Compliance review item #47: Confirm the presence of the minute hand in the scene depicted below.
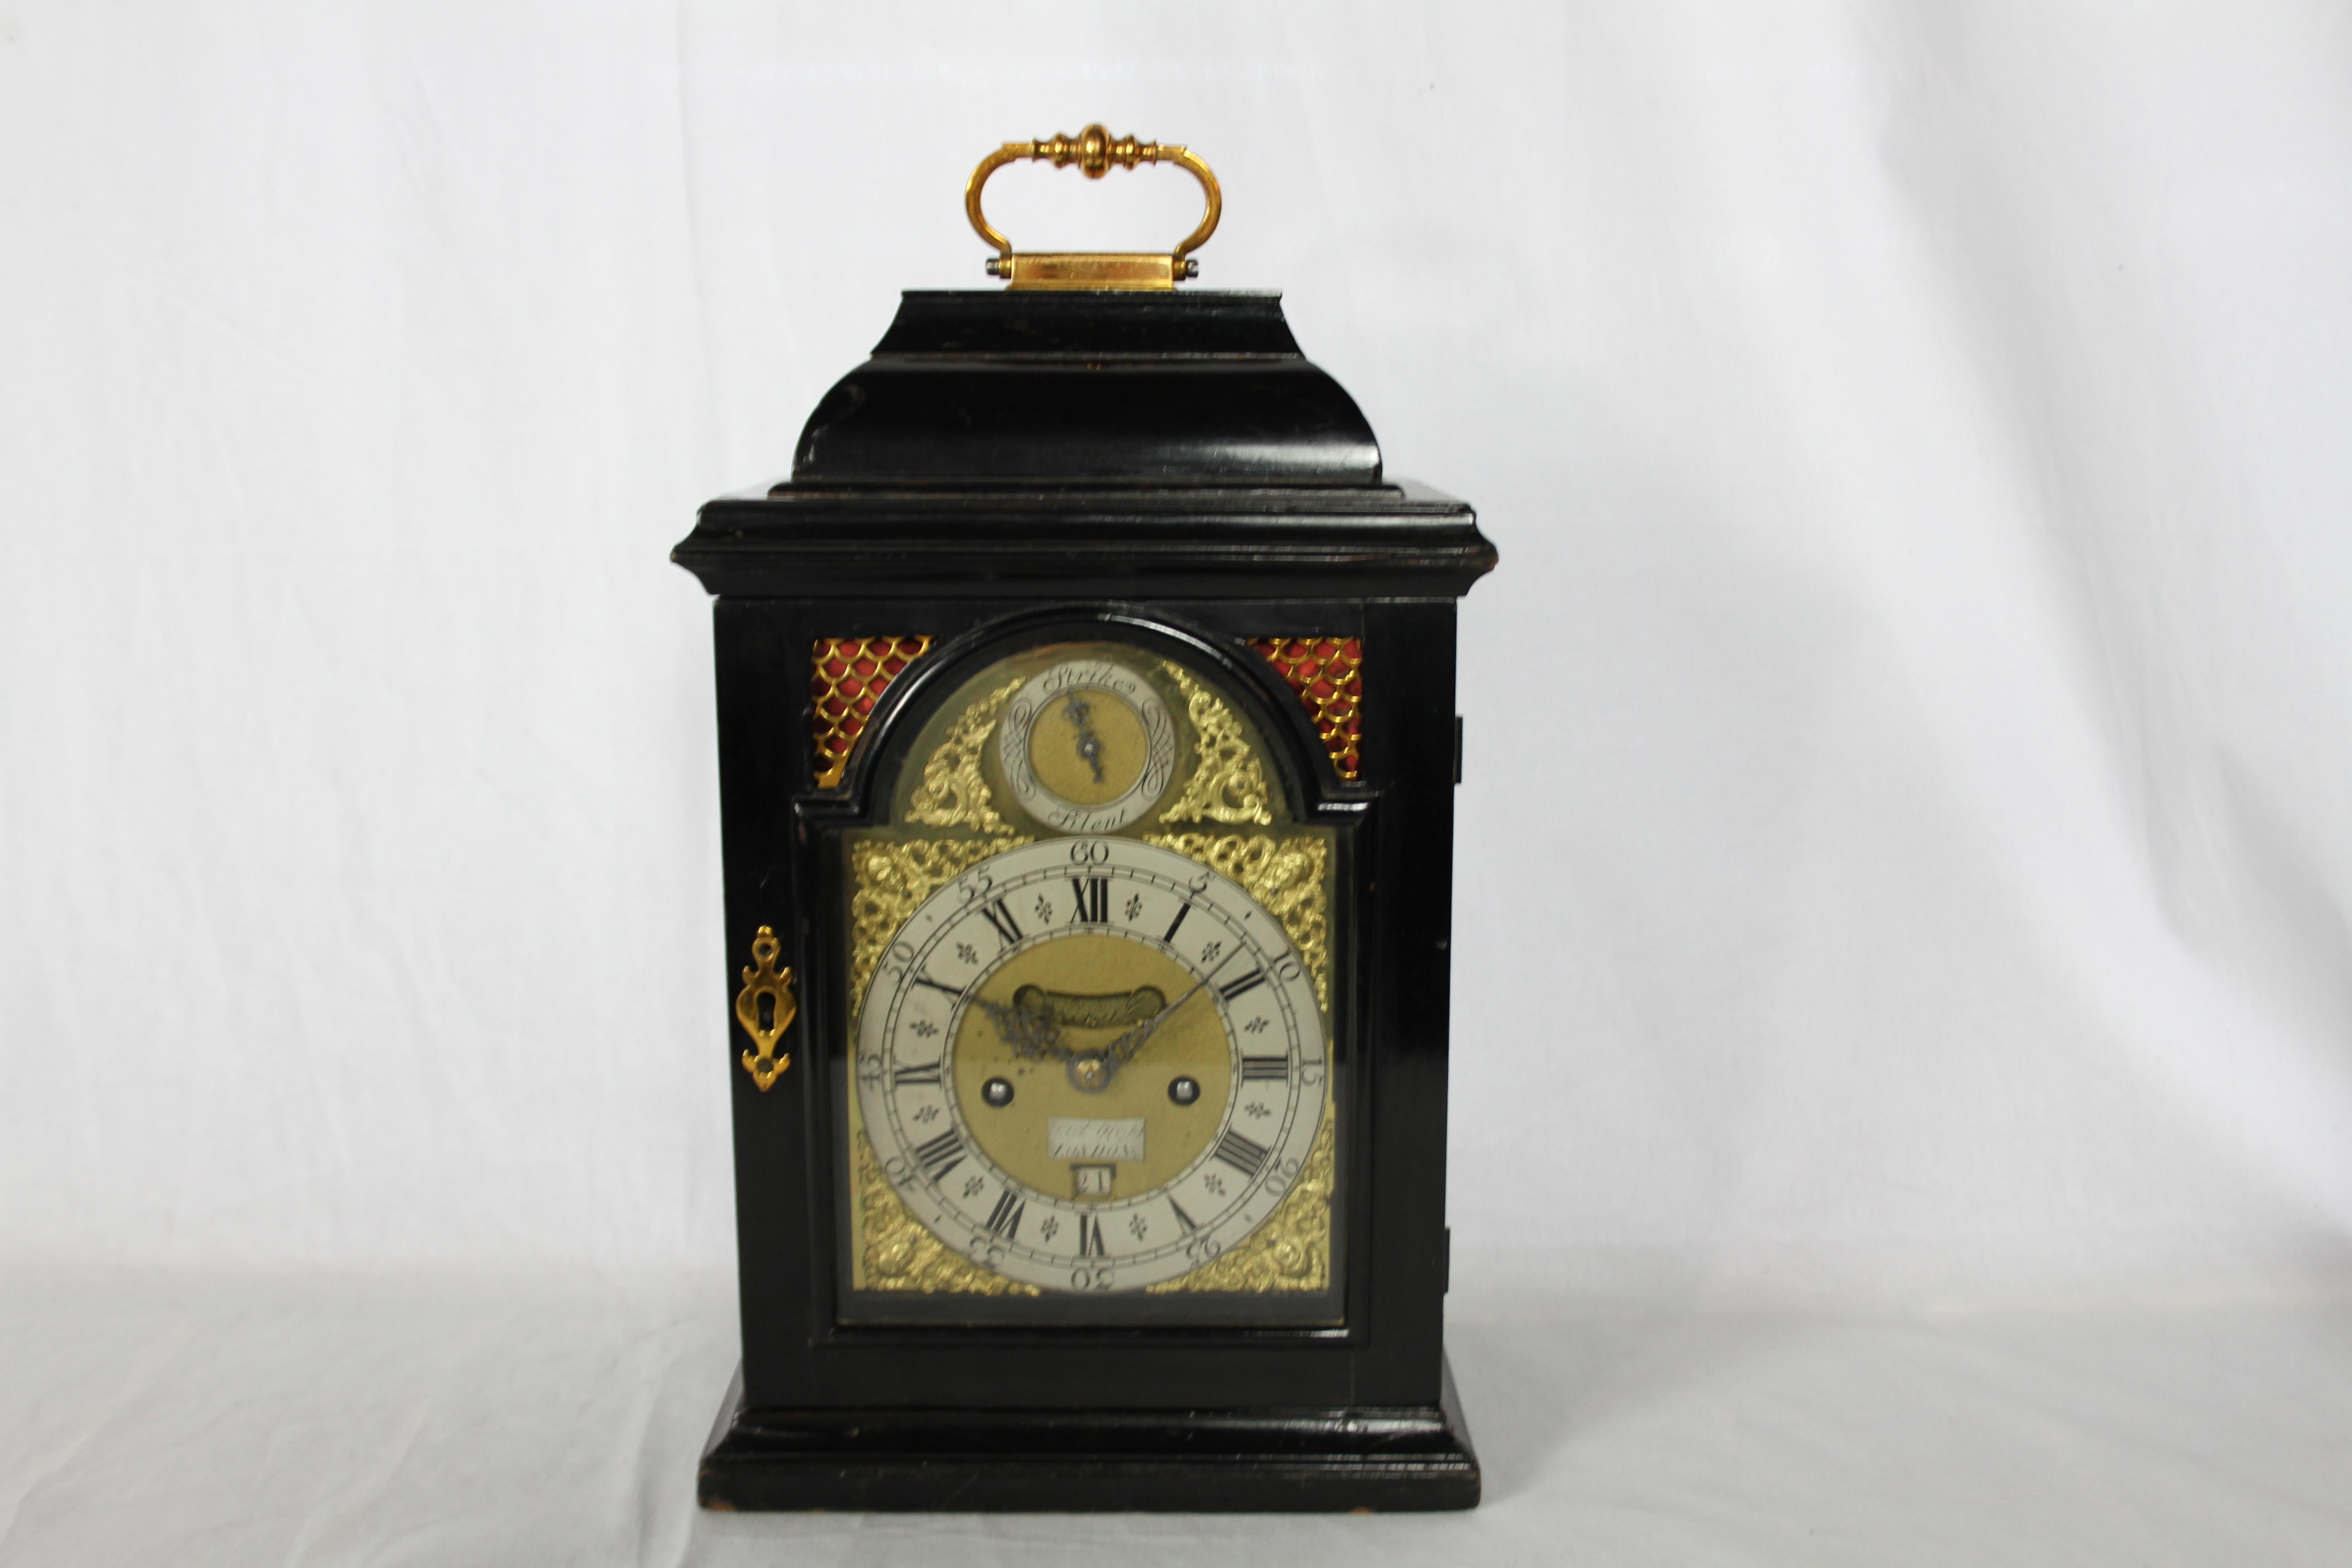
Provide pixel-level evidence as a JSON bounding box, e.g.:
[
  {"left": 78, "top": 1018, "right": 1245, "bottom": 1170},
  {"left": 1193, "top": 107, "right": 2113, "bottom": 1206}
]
[{"left": 1104, "top": 973, "right": 1214, "bottom": 1065}]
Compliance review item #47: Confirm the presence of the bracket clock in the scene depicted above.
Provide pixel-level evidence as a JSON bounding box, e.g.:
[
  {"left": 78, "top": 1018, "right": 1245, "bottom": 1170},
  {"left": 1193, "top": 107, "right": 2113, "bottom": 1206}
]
[{"left": 673, "top": 128, "right": 1497, "bottom": 1512}]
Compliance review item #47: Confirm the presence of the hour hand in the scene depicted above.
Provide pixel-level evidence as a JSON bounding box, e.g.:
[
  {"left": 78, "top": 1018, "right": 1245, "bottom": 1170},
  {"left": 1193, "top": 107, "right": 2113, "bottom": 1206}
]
[{"left": 1062, "top": 695, "right": 1107, "bottom": 783}]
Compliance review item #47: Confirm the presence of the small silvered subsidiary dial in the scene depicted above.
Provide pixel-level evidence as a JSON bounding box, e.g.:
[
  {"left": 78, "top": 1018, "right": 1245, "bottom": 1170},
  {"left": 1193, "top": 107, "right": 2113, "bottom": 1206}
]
[
  {"left": 996, "top": 657, "right": 1176, "bottom": 833},
  {"left": 857, "top": 838, "right": 1325, "bottom": 1294}
]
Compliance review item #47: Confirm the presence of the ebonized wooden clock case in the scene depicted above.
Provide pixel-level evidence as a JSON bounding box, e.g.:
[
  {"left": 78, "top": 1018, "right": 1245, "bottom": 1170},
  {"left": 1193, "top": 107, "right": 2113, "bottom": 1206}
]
[{"left": 672, "top": 135, "right": 1496, "bottom": 1512}]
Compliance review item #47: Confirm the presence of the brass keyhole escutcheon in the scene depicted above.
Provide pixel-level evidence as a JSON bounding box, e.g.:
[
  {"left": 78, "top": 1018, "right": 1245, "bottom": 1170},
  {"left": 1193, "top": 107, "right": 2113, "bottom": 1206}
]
[{"left": 735, "top": 926, "right": 796, "bottom": 1091}]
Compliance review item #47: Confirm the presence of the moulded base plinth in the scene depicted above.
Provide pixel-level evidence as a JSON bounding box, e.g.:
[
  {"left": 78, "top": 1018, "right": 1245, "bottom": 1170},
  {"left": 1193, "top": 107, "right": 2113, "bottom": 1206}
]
[{"left": 696, "top": 1357, "right": 1480, "bottom": 1513}]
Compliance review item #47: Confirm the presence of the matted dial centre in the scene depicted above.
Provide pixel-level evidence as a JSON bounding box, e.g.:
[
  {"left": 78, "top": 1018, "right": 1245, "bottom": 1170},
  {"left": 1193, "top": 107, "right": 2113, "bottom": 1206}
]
[{"left": 954, "top": 933, "right": 1229, "bottom": 1197}]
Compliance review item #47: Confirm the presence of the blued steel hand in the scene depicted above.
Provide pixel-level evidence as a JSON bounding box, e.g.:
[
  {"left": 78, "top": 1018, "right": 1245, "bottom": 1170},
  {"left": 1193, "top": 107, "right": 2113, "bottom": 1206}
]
[
  {"left": 1103, "top": 973, "right": 1213, "bottom": 1066},
  {"left": 972, "top": 994, "right": 1066, "bottom": 1060},
  {"left": 1062, "top": 693, "right": 1106, "bottom": 783}
]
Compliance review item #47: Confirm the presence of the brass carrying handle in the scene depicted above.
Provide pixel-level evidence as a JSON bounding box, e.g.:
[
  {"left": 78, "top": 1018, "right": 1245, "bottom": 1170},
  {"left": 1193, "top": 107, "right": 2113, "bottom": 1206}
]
[{"left": 965, "top": 125, "right": 1221, "bottom": 291}]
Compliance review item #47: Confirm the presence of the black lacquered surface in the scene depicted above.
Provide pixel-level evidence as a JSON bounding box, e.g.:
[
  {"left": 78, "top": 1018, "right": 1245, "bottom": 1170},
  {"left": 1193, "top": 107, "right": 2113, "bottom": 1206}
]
[
  {"left": 699, "top": 1359, "right": 1481, "bottom": 1512},
  {"left": 678, "top": 282, "right": 1494, "bottom": 1511},
  {"left": 789, "top": 291, "right": 1382, "bottom": 488}
]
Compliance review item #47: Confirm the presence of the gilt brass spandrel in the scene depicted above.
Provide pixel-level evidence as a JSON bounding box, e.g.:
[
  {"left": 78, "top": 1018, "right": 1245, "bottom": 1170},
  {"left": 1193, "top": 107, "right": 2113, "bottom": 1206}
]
[
  {"left": 848, "top": 1114, "right": 1039, "bottom": 1296},
  {"left": 1145, "top": 831, "right": 1330, "bottom": 1014},
  {"left": 1155, "top": 662, "right": 1274, "bottom": 827},
  {"left": 1145, "top": 1108, "right": 1333, "bottom": 1296},
  {"left": 847, "top": 833, "right": 1032, "bottom": 1014},
  {"left": 905, "top": 677, "right": 1024, "bottom": 834}
]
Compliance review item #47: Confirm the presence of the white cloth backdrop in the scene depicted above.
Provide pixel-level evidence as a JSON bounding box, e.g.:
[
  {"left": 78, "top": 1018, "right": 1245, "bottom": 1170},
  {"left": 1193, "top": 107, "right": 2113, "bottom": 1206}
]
[{"left": 5, "top": 2, "right": 2350, "bottom": 1562}]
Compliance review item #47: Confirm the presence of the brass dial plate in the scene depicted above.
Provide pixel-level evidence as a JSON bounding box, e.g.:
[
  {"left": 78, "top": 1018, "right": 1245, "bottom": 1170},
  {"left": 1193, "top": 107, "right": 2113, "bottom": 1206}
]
[{"left": 856, "top": 838, "right": 1324, "bottom": 1294}]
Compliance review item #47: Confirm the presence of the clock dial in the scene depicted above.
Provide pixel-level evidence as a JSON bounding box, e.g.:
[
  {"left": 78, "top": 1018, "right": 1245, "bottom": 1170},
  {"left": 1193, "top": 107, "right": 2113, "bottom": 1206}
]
[
  {"left": 996, "top": 657, "right": 1177, "bottom": 833},
  {"left": 858, "top": 837, "right": 1324, "bottom": 1293}
]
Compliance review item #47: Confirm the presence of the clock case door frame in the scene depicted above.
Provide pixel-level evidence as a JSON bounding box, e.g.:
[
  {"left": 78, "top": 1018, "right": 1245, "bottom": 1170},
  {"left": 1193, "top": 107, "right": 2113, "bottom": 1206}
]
[
  {"left": 711, "top": 594, "right": 1462, "bottom": 1416},
  {"left": 822, "top": 609, "right": 1353, "bottom": 1330}
]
